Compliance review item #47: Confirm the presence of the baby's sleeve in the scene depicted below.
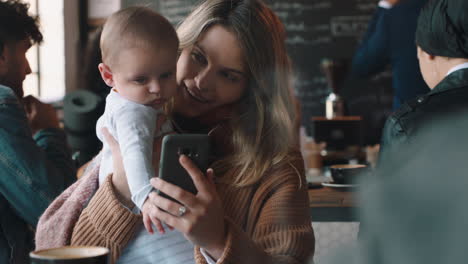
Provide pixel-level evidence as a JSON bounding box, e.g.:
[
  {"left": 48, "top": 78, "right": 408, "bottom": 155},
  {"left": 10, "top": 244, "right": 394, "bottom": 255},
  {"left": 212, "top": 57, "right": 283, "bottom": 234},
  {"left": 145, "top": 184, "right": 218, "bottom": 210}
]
[{"left": 114, "top": 106, "right": 157, "bottom": 210}]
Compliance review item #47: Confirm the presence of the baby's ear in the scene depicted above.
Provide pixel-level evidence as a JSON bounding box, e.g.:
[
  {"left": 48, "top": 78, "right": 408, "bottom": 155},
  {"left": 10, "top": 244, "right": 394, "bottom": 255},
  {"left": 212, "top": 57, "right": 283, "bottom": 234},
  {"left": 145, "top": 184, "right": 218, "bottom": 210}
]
[{"left": 98, "top": 63, "right": 114, "bottom": 87}]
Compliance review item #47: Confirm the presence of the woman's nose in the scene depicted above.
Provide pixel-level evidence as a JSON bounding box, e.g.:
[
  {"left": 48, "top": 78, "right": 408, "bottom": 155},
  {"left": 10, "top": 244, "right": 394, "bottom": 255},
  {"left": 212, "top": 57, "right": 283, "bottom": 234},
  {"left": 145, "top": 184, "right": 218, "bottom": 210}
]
[{"left": 194, "top": 69, "right": 210, "bottom": 91}]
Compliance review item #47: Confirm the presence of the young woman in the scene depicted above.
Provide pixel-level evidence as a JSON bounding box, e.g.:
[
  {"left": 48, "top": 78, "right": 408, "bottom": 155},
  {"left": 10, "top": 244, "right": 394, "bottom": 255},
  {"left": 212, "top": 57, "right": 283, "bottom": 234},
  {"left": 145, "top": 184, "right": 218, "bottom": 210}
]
[{"left": 36, "top": 1, "right": 315, "bottom": 263}]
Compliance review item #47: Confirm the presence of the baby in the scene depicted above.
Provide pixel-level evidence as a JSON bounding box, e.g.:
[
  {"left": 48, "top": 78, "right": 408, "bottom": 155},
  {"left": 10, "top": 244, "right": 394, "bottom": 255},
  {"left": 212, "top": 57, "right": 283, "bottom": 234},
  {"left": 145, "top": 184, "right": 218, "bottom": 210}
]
[{"left": 96, "top": 7, "right": 178, "bottom": 233}]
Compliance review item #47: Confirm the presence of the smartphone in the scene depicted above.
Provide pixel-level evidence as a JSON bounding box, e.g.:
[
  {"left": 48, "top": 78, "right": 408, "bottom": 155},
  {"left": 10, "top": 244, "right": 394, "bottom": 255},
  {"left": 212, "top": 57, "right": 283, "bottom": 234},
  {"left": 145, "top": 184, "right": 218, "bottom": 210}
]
[{"left": 157, "top": 134, "right": 212, "bottom": 202}]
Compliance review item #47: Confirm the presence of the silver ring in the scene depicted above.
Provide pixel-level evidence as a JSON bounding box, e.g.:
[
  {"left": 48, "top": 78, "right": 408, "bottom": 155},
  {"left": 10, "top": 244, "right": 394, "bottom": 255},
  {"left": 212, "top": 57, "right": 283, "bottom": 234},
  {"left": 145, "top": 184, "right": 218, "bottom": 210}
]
[{"left": 178, "top": 206, "right": 187, "bottom": 217}]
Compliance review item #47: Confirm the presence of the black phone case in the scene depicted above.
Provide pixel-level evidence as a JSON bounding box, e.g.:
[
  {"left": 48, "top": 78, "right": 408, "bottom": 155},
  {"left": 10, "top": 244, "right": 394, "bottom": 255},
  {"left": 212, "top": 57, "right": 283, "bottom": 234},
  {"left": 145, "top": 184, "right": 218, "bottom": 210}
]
[{"left": 157, "top": 134, "right": 211, "bottom": 202}]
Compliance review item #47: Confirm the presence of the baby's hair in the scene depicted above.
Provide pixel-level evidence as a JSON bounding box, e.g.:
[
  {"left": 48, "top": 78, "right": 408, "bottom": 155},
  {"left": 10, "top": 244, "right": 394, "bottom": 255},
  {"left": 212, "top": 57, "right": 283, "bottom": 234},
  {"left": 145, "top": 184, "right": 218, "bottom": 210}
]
[{"left": 100, "top": 6, "right": 178, "bottom": 67}]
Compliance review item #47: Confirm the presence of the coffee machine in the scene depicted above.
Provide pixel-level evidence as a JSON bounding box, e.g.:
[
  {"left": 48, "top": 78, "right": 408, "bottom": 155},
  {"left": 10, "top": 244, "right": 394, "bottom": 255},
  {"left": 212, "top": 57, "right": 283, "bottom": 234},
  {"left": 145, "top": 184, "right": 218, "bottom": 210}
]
[
  {"left": 312, "top": 58, "right": 364, "bottom": 165},
  {"left": 321, "top": 58, "right": 348, "bottom": 119}
]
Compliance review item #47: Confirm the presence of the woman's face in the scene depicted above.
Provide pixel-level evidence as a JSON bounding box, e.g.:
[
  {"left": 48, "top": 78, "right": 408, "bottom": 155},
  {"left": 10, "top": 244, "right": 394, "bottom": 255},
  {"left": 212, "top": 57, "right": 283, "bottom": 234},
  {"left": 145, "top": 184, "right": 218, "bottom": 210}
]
[{"left": 174, "top": 25, "right": 248, "bottom": 119}]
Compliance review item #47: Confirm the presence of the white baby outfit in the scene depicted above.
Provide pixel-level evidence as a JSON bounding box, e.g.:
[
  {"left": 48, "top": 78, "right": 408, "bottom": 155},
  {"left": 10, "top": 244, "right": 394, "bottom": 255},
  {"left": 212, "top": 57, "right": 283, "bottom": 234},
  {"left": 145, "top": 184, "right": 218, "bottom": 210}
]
[{"left": 96, "top": 90, "right": 172, "bottom": 210}]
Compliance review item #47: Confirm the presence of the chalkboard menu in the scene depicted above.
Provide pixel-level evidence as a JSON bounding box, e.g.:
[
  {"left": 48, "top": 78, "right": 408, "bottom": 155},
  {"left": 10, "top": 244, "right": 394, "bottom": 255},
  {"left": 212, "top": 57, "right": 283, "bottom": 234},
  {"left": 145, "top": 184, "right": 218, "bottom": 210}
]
[
  {"left": 122, "top": 0, "right": 199, "bottom": 24},
  {"left": 123, "top": 0, "right": 393, "bottom": 144},
  {"left": 267, "top": 0, "right": 393, "bottom": 143}
]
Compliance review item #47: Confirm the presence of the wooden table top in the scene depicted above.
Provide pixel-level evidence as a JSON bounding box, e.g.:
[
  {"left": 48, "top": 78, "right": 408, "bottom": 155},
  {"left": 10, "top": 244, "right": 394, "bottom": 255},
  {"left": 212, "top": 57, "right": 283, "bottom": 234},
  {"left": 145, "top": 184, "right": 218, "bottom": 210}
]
[{"left": 308, "top": 186, "right": 357, "bottom": 208}]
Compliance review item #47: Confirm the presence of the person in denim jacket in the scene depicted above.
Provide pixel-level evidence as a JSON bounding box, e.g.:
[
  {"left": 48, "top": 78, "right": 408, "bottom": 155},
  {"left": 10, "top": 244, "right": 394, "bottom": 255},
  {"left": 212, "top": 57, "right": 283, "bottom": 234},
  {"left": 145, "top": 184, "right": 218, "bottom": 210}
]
[{"left": 0, "top": 0, "right": 75, "bottom": 263}]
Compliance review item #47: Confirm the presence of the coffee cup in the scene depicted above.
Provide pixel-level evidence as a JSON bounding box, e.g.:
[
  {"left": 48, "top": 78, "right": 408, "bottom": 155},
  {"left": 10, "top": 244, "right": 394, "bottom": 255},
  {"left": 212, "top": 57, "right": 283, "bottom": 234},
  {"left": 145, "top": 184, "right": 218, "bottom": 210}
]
[
  {"left": 30, "top": 246, "right": 109, "bottom": 264},
  {"left": 330, "top": 164, "right": 368, "bottom": 184}
]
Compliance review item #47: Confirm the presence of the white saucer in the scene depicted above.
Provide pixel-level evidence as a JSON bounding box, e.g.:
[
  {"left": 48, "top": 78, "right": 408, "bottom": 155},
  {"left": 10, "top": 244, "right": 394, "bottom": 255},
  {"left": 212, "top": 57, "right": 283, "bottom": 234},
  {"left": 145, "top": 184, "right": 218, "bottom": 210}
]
[{"left": 321, "top": 182, "right": 359, "bottom": 188}]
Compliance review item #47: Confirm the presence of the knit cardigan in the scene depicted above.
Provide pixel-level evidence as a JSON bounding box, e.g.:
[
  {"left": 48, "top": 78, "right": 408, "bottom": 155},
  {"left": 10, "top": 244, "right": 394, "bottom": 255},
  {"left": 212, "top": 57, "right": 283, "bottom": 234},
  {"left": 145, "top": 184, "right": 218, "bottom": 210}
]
[{"left": 36, "top": 150, "right": 315, "bottom": 264}]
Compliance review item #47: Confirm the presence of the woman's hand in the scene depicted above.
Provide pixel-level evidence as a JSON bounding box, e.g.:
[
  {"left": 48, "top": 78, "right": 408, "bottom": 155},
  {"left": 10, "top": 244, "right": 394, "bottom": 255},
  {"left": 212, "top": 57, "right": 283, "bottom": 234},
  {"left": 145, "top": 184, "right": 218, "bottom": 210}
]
[{"left": 147, "top": 155, "right": 227, "bottom": 260}]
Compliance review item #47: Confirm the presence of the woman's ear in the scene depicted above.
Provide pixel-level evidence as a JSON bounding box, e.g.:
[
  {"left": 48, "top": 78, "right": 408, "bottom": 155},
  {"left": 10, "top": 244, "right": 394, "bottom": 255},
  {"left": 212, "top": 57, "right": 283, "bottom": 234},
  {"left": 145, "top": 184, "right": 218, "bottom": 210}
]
[{"left": 98, "top": 63, "right": 114, "bottom": 87}]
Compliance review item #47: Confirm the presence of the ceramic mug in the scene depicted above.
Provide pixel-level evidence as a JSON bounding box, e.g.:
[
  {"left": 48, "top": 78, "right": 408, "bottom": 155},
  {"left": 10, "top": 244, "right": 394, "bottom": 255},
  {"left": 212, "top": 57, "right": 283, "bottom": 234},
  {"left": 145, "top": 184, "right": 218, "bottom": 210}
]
[
  {"left": 30, "top": 246, "right": 109, "bottom": 264},
  {"left": 330, "top": 164, "right": 368, "bottom": 184}
]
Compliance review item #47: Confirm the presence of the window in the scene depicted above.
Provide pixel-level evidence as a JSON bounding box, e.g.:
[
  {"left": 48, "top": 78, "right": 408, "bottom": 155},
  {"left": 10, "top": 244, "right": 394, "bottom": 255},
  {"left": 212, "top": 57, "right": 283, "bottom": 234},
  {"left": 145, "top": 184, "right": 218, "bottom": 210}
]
[
  {"left": 23, "top": 0, "right": 70, "bottom": 103},
  {"left": 23, "top": 0, "right": 39, "bottom": 97}
]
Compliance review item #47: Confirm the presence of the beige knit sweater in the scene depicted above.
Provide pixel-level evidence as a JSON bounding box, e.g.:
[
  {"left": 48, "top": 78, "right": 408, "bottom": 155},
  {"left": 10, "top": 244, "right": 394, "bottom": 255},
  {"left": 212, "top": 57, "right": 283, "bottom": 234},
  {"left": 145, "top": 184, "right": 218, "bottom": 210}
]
[{"left": 70, "top": 149, "right": 315, "bottom": 264}]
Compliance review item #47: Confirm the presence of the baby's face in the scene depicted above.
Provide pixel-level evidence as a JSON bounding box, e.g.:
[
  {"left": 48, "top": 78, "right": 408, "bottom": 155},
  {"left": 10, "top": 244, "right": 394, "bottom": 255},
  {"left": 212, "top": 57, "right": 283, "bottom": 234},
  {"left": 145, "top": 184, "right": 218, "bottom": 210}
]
[{"left": 110, "top": 45, "right": 178, "bottom": 108}]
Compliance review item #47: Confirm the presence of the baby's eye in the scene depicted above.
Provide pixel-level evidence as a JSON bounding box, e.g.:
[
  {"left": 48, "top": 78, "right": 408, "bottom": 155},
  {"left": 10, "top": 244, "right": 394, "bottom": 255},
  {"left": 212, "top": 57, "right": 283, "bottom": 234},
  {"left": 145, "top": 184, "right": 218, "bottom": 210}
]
[{"left": 133, "top": 77, "right": 147, "bottom": 84}]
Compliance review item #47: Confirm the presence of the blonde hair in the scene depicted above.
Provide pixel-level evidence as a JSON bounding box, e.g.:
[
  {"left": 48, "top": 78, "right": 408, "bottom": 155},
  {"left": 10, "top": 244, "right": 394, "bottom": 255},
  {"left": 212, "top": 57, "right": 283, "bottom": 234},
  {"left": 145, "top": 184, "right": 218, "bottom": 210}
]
[
  {"left": 177, "top": 0, "right": 298, "bottom": 187},
  {"left": 100, "top": 6, "right": 178, "bottom": 67}
]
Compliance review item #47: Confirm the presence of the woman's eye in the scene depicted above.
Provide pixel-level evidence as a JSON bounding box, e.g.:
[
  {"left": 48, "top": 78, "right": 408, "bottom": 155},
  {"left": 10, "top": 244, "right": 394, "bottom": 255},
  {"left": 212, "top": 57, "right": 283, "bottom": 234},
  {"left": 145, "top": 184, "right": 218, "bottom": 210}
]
[
  {"left": 221, "top": 71, "right": 239, "bottom": 82},
  {"left": 191, "top": 51, "right": 207, "bottom": 65}
]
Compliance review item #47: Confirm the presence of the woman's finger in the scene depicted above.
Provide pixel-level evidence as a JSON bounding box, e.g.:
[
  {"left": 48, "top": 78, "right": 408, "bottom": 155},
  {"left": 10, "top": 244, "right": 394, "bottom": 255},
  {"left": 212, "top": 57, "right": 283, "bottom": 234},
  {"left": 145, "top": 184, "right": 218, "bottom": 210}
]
[
  {"left": 179, "top": 155, "right": 211, "bottom": 194},
  {"left": 150, "top": 206, "right": 184, "bottom": 232},
  {"left": 143, "top": 212, "right": 154, "bottom": 234},
  {"left": 150, "top": 178, "right": 196, "bottom": 208},
  {"left": 148, "top": 191, "right": 186, "bottom": 217},
  {"left": 149, "top": 205, "right": 166, "bottom": 234}
]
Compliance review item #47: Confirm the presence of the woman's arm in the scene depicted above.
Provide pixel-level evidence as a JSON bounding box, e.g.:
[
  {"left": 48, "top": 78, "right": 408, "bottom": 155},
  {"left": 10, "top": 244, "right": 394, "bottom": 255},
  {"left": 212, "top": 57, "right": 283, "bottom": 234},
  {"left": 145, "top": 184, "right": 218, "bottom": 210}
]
[
  {"left": 70, "top": 127, "right": 141, "bottom": 263},
  {"left": 148, "top": 150, "right": 315, "bottom": 264},
  {"left": 71, "top": 174, "right": 141, "bottom": 263},
  {"left": 196, "top": 153, "right": 315, "bottom": 264}
]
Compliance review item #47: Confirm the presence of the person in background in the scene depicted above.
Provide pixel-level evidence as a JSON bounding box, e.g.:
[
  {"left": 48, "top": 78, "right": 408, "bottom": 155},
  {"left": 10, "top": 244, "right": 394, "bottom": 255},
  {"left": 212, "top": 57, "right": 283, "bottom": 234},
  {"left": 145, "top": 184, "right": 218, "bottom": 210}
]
[
  {"left": 351, "top": 0, "right": 429, "bottom": 110},
  {"left": 380, "top": 0, "right": 468, "bottom": 151},
  {"left": 0, "top": 0, "right": 75, "bottom": 262},
  {"left": 35, "top": 0, "right": 315, "bottom": 263}
]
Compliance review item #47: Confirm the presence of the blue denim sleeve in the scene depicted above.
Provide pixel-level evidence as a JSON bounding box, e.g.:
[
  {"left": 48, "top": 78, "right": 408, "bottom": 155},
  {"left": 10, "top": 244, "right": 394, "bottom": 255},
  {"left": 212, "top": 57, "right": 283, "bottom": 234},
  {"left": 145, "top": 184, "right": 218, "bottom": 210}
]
[
  {"left": 0, "top": 85, "right": 75, "bottom": 227},
  {"left": 351, "top": 7, "right": 391, "bottom": 77}
]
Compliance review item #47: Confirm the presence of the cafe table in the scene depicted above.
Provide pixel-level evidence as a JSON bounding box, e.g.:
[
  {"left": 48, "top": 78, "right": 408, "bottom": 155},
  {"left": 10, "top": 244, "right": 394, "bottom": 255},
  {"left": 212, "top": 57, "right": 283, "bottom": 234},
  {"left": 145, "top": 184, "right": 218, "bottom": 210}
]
[{"left": 308, "top": 185, "right": 358, "bottom": 222}]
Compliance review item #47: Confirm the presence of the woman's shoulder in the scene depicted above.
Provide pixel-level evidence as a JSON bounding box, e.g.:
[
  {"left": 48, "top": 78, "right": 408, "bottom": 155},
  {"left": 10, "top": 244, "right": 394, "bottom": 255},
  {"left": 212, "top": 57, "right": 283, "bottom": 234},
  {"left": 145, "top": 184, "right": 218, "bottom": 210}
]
[{"left": 260, "top": 147, "right": 305, "bottom": 189}]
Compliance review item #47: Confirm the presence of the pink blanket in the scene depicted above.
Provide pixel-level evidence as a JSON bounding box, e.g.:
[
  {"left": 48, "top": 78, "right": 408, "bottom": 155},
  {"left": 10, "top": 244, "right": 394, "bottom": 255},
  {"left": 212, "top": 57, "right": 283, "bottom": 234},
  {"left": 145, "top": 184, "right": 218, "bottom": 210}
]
[{"left": 35, "top": 156, "right": 101, "bottom": 250}]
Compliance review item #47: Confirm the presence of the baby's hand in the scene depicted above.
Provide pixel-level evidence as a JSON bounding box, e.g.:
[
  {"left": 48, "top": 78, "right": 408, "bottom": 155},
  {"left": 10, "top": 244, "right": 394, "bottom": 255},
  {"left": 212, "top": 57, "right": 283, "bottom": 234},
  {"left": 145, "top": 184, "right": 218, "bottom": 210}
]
[{"left": 142, "top": 198, "right": 165, "bottom": 234}]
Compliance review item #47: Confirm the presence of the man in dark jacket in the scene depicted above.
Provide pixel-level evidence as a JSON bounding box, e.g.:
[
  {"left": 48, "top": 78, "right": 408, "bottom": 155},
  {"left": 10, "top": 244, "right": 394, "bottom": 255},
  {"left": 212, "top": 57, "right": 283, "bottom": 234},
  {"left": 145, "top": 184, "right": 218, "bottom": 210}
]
[
  {"left": 380, "top": 0, "right": 468, "bottom": 151},
  {"left": 352, "top": 0, "right": 430, "bottom": 110},
  {"left": 0, "top": 1, "right": 75, "bottom": 262}
]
